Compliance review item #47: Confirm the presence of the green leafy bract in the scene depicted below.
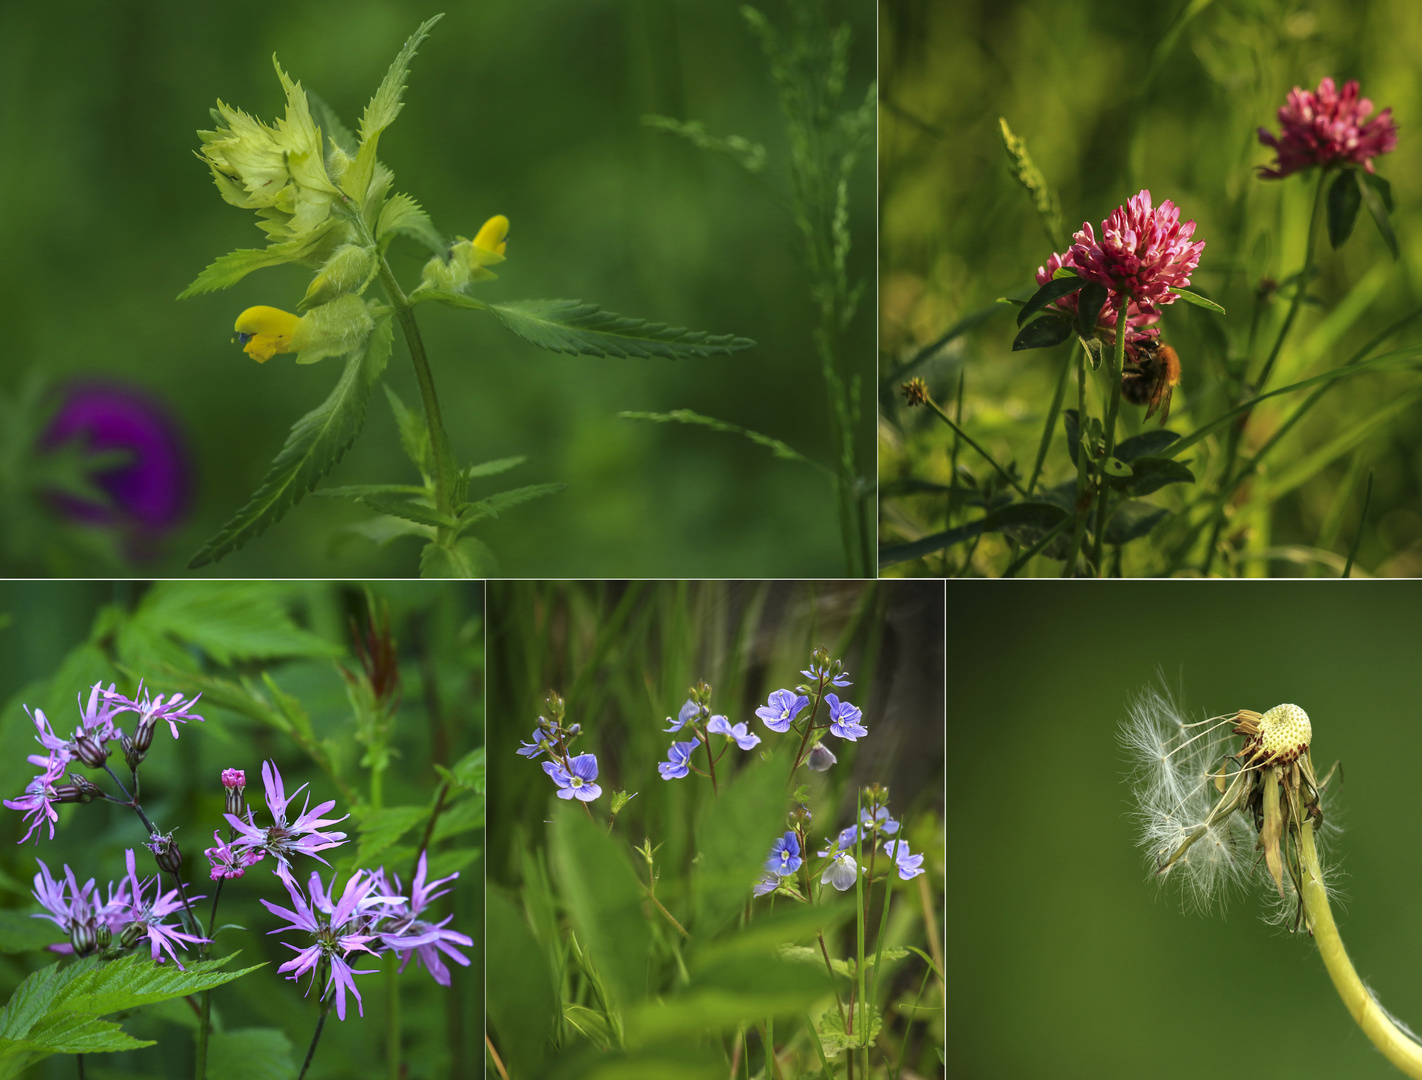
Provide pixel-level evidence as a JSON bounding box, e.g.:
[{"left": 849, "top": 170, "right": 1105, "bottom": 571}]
[
  {"left": 344, "top": 15, "right": 443, "bottom": 204},
  {"left": 188, "top": 315, "right": 393, "bottom": 567}
]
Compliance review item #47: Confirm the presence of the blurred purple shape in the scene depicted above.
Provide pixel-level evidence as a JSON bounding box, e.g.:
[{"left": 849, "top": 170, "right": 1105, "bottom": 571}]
[{"left": 41, "top": 380, "right": 189, "bottom": 535}]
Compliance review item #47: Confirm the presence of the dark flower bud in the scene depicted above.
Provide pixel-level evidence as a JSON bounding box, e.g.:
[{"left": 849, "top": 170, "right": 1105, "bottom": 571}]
[
  {"left": 148, "top": 832, "right": 182, "bottom": 874},
  {"left": 54, "top": 773, "right": 102, "bottom": 804},
  {"left": 120, "top": 921, "right": 144, "bottom": 950},
  {"left": 70, "top": 920, "right": 99, "bottom": 957},
  {"left": 221, "top": 768, "right": 246, "bottom": 816},
  {"left": 94, "top": 923, "right": 112, "bottom": 952},
  {"left": 72, "top": 734, "right": 109, "bottom": 768},
  {"left": 121, "top": 731, "right": 145, "bottom": 772},
  {"left": 134, "top": 715, "right": 157, "bottom": 754}
]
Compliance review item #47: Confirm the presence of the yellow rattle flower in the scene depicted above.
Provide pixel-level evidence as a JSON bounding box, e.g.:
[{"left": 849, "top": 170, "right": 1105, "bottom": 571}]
[
  {"left": 234, "top": 306, "right": 301, "bottom": 363},
  {"left": 472, "top": 215, "right": 509, "bottom": 257}
]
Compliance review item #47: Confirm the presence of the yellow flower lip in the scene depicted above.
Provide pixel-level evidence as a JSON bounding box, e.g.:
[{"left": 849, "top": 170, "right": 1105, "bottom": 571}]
[
  {"left": 234, "top": 305, "right": 302, "bottom": 363},
  {"left": 473, "top": 214, "right": 509, "bottom": 256}
]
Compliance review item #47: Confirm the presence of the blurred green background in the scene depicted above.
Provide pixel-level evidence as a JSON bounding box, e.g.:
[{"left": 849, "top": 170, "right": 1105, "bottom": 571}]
[
  {"left": 881, "top": 0, "right": 1422, "bottom": 575},
  {"left": 948, "top": 580, "right": 1422, "bottom": 1079},
  {"left": 0, "top": 580, "right": 482, "bottom": 1078},
  {"left": 0, "top": 0, "right": 873, "bottom": 578}
]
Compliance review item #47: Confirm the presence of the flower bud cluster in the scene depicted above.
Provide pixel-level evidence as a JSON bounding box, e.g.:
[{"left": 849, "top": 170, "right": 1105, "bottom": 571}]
[
  {"left": 516, "top": 693, "right": 601, "bottom": 802},
  {"left": 4, "top": 681, "right": 204, "bottom": 844}
]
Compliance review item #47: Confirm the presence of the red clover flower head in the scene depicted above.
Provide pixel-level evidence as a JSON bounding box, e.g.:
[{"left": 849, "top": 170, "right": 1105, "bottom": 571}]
[
  {"left": 1067, "top": 190, "right": 1205, "bottom": 315},
  {"left": 1034, "top": 251, "right": 1161, "bottom": 346},
  {"left": 1258, "top": 77, "right": 1398, "bottom": 179}
]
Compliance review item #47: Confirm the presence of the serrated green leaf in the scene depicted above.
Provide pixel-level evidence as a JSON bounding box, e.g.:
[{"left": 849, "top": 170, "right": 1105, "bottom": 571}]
[
  {"left": 816, "top": 1002, "right": 881, "bottom": 1054},
  {"left": 778, "top": 943, "right": 908, "bottom": 979},
  {"left": 353, "top": 805, "right": 428, "bottom": 866},
  {"left": 188, "top": 316, "right": 393, "bottom": 568},
  {"left": 433, "top": 747, "right": 485, "bottom": 793},
  {"left": 383, "top": 385, "right": 432, "bottom": 477},
  {"left": 178, "top": 223, "right": 339, "bottom": 299},
  {"left": 458, "top": 483, "right": 565, "bottom": 526},
  {"left": 207, "top": 1027, "right": 296, "bottom": 1080},
  {"left": 486, "top": 299, "right": 755, "bottom": 360},
  {"left": 125, "top": 582, "right": 337, "bottom": 665},
  {"left": 338, "top": 516, "right": 432, "bottom": 548},
  {"left": 346, "top": 16, "right": 443, "bottom": 203},
  {"left": 0, "top": 960, "right": 95, "bottom": 1042},
  {"left": 619, "top": 410, "right": 831, "bottom": 475},
  {"left": 376, "top": 192, "right": 443, "bottom": 253},
  {"left": 357, "top": 494, "right": 457, "bottom": 530},
  {"left": 314, "top": 484, "right": 427, "bottom": 499},
  {"left": 463, "top": 456, "right": 525, "bottom": 479},
  {"left": 419, "top": 537, "right": 497, "bottom": 578},
  {"left": 53, "top": 954, "right": 264, "bottom": 1017}
]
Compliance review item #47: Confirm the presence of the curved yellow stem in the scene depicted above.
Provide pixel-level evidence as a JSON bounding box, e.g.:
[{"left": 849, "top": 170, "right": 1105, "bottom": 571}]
[{"left": 1300, "top": 822, "right": 1422, "bottom": 1077}]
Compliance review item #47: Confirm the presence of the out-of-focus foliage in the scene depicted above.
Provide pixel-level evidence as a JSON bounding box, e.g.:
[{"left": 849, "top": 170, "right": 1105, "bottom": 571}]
[
  {"left": 881, "top": 0, "right": 1422, "bottom": 576},
  {"left": 0, "top": 581, "right": 482, "bottom": 1078},
  {"left": 0, "top": 0, "right": 871, "bottom": 578}
]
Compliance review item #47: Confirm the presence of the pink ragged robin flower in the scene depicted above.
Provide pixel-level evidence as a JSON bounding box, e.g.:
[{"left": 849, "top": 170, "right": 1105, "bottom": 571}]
[
  {"left": 1258, "top": 77, "right": 1398, "bottom": 180},
  {"left": 225, "top": 760, "right": 349, "bottom": 868},
  {"left": 261, "top": 864, "right": 393, "bottom": 1020},
  {"left": 206, "top": 830, "right": 265, "bottom": 880},
  {"left": 1067, "top": 191, "right": 1205, "bottom": 316}
]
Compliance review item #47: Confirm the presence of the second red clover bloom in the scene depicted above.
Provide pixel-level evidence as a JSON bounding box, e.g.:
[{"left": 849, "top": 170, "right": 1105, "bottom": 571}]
[{"left": 1258, "top": 76, "right": 1398, "bottom": 179}]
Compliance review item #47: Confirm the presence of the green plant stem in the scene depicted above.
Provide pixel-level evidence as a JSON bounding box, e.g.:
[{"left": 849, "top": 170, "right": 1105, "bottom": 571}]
[
  {"left": 386, "top": 955, "right": 401, "bottom": 1080},
  {"left": 1090, "top": 308, "right": 1128, "bottom": 573},
  {"left": 298, "top": 999, "right": 335, "bottom": 1080},
  {"left": 1028, "top": 346, "right": 1074, "bottom": 495},
  {"left": 377, "top": 254, "right": 454, "bottom": 536},
  {"left": 1256, "top": 170, "right": 1328, "bottom": 394},
  {"left": 921, "top": 397, "right": 1026, "bottom": 496},
  {"left": 1299, "top": 822, "right": 1422, "bottom": 1077},
  {"left": 854, "top": 792, "right": 868, "bottom": 1079},
  {"left": 1060, "top": 348, "right": 1091, "bottom": 575},
  {"left": 1200, "top": 169, "right": 1327, "bottom": 574}
]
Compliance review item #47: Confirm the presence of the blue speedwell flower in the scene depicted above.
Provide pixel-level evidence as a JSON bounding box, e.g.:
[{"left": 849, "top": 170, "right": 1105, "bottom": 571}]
[
  {"left": 752, "top": 872, "right": 781, "bottom": 897},
  {"left": 883, "top": 839, "right": 925, "bottom": 880},
  {"left": 755, "top": 689, "right": 808, "bottom": 733},
  {"left": 707, "top": 715, "right": 761, "bottom": 750},
  {"left": 515, "top": 728, "right": 549, "bottom": 760},
  {"left": 765, "top": 832, "right": 802, "bottom": 877},
  {"left": 658, "top": 740, "right": 698, "bottom": 780},
  {"left": 826, "top": 694, "right": 868, "bottom": 741},
  {"left": 542, "top": 754, "right": 602, "bottom": 802},
  {"left": 801, "top": 663, "right": 851, "bottom": 687},
  {"left": 664, "top": 699, "right": 700, "bottom": 733}
]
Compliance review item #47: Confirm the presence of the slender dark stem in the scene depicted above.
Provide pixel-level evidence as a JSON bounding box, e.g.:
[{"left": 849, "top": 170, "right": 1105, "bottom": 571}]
[
  {"left": 920, "top": 397, "right": 1027, "bottom": 496},
  {"left": 76, "top": 1054, "right": 85, "bottom": 1080},
  {"left": 701, "top": 727, "right": 719, "bottom": 797},
  {"left": 102, "top": 764, "right": 157, "bottom": 836},
  {"left": 376, "top": 254, "right": 454, "bottom": 531},
  {"left": 298, "top": 1000, "right": 334, "bottom": 1080},
  {"left": 1090, "top": 308, "right": 1129, "bottom": 572},
  {"left": 1255, "top": 169, "right": 1328, "bottom": 394},
  {"left": 789, "top": 679, "right": 827, "bottom": 776},
  {"left": 410, "top": 782, "right": 449, "bottom": 882}
]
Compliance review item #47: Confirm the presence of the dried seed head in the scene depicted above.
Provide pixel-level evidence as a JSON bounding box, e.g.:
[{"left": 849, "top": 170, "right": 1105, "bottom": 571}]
[{"left": 1234, "top": 703, "right": 1311, "bottom": 766}]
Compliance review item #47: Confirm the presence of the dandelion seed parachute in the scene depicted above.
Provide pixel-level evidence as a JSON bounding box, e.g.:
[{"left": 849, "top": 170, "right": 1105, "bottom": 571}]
[{"left": 1122, "top": 682, "right": 1253, "bottom": 911}]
